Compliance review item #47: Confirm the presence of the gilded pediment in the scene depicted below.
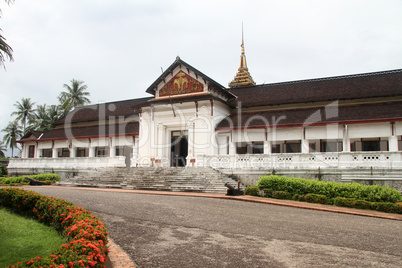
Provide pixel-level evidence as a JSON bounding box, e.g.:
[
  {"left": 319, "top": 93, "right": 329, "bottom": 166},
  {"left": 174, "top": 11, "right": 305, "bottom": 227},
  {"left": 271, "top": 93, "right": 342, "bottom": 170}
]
[{"left": 159, "top": 71, "right": 204, "bottom": 97}]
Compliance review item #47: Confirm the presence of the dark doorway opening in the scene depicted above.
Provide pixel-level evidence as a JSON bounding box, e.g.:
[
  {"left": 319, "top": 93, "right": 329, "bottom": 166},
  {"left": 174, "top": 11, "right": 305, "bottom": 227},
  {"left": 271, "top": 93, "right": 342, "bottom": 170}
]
[
  {"left": 28, "top": 145, "right": 35, "bottom": 158},
  {"left": 171, "top": 130, "right": 188, "bottom": 167}
]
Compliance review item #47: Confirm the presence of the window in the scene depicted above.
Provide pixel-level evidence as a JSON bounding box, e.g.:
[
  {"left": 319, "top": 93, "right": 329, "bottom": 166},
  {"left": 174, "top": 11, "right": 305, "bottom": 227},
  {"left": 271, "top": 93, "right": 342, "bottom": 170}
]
[
  {"left": 362, "top": 138, "right": 381, "bottom": 151},
  {"left": 95, "top": 147, "right": 109, "bottom": 157},
  {"left": 284, "top": 141, "right": 301, "bottom": 153},
  {"left": 116, "top": 147, "right": 125, "bottom": 156},
  {"left": 320, "top": 140, "right": 342, "bottom": 152},
  {"left": 399, "top": 136, "right": 402, "bottom": 151},
  {"left": 76, "top": 148, "right": 88, "bottom": 157},
  {"left": 309, "top": 143, "right": 316, "bottom": 153},
  {"left": 42, "top": 149, "right": 52, "bottom": 158},
  {"left": 236, "top": 143, "right": 247, "bottom": 154},
  {"left": 58, "top": 148, "right": 70, "bottom": 158},
  {"left": 252, "top": 142, "right": 264, "bottom": 154},
  {"left": 271, "top": 144, "right": 281, "bottom": 154},
  {"left": 28, "top": 145, "right": 35, "bottom": 158},
  {"left": 351, "top": 138, "right": 389, "bottom": 152}
]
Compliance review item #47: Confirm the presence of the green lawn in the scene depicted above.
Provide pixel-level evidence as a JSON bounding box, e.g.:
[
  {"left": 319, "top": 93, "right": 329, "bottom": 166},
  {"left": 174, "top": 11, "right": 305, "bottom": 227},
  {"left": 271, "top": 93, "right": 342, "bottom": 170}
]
[{"left": 0, "top": 208, "right": 66, "bottom": 267}]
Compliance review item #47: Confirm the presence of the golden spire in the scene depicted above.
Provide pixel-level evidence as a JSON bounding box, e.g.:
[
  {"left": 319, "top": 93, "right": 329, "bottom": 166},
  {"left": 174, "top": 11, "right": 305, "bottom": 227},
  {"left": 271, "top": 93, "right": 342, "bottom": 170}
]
[{"left": 229, "top": 24, "right": 256, "bottom": 88}]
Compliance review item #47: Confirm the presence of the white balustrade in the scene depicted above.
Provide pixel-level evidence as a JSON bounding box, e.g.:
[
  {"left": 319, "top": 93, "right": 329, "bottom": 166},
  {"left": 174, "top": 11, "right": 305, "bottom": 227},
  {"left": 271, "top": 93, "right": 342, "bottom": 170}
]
[
  {"left": 8, "top": 156, "right": 126, "bottom": 170},
  {"left": 202, "top": 152, "right": 402, "bottom": 170},
  {"left": 8, "top": 152, "right": 402, "bottom": 171}
]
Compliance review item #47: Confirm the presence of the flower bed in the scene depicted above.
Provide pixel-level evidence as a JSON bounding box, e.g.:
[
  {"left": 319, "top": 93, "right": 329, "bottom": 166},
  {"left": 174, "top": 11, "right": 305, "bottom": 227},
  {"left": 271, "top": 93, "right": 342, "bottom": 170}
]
[
  {"left": 0, "top": 188, "right": 108, "bottom": 267},
  {"left": 0, "top": 174, "right": 60, "bottom": 186}
]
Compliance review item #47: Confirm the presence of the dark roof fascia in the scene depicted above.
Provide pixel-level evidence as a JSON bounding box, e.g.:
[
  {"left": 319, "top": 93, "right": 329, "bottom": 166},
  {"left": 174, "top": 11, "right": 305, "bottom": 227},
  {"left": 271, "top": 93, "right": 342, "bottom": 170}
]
[{"left": 133, "top": 94, "right": 236, "bottom": 109}]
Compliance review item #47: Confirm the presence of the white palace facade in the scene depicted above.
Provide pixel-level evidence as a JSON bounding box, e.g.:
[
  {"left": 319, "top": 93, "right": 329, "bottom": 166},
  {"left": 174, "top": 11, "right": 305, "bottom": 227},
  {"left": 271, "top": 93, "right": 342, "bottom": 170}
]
[{"left": 9, "top": 43, "right": 402, "bottom": 186}]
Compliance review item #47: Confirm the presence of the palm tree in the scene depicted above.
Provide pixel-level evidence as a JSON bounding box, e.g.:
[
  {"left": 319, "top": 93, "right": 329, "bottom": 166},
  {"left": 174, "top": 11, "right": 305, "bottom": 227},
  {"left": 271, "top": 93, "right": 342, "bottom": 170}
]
[
  {"left": 59, "top": 79, "right": 91, "bottom": 109},
  {"left": 2, "top": 121, "right": 22, "bottom": 157},
  {"left": 0, "top": 0, "right": 14, "bottom": 69},
  {"left": 11, "top": 97, "right": 36, "bottom": 133},
  {"left": 0, "top": 140, "right": 6, "bottom": 158},
  {"left": 29, "top": 104, "right": 64, "bottom": 131}
]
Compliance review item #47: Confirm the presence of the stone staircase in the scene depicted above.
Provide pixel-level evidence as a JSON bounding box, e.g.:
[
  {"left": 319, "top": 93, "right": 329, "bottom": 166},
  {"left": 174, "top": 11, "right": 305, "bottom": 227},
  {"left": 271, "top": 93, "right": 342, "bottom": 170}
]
[{"left": 57, "top": 167, "right": 245, "bottom": 194}]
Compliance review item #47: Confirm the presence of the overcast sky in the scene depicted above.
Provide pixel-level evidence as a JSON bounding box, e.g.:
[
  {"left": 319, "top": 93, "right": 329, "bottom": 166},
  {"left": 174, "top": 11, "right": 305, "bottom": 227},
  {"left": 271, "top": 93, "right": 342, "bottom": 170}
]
[{"left": 1, "top": 0, "right": 402, "bottom": 156}]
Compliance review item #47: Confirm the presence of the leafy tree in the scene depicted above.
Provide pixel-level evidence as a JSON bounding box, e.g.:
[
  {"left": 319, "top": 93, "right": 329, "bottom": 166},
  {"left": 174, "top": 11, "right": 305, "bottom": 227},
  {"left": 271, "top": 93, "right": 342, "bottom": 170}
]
[
  {"left": 0, "top": 0, "right": 14, "bottom": 69},
  {"left": 0, "top": 140, "right": 6, "bottom": 158},
  {"left": 29, "top": 104, "right": 66, "bottom": 132},
  {"left": 58, "top": 79, "right": 90, "bottom": 109},
  {"left": 2, "top": 120, "right": 22, "bottom": 157},
  {"left": 11, "top": 97, "right": 36, "bottom": 133}
]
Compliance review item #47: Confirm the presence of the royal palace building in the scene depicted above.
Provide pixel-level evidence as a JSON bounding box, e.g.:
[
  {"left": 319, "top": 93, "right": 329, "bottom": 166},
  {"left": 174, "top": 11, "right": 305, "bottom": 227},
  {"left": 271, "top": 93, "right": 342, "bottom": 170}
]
[{"left": 9, "top": 41, "right": 402, "bottom": 189}]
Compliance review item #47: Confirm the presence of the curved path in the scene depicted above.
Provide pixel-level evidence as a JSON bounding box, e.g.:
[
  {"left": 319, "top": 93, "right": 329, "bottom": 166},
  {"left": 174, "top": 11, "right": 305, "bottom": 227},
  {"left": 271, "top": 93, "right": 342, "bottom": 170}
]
[{"left": 21, "top": 186, "right": 401, "bottom": 268}]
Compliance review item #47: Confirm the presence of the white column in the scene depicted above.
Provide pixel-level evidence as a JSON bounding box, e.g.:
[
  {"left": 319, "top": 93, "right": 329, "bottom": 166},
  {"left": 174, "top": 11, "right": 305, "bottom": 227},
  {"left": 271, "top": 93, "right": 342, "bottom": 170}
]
[
  {"left": 343, "top": 125, "right": 350, "bottom": 152},
  {"left": 110, "top": 146, "right": 116, "bottom": 157},
  {"left": 229, "top": 141, "right": 236, "bottom": 155},
  {"left": 89, "top": 146, "right": 95, "bottom": 157},
  {"left": 35, "top": 145, "right": 40, "bottom": 158},
  {"left": 389, "top": 136, "right": 398, "bottom": 152},
  {"left": 70, "top": 146, "right": 76, "bottom": 158},
  {"left": 301, "top": 127, "right": 309, "bottom": 153},
  {"left": 389, "top": 123, "right": 398, "bottom": 152},
  {"left": 301, "top": 139, "right": 309, "bottom": 153},
  {"left": 264, "top": 141, "right": 271, "bottom": 154},
  {"left": 157, "top": 124, "right": 165, "bottom": 159},
  {"left": 52, "top": 148, "right": 58, "bottom": 158}
]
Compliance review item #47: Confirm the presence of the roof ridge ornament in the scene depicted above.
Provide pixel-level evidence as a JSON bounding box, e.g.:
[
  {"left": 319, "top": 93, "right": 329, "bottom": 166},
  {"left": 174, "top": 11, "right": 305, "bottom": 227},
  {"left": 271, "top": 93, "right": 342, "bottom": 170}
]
[{"left": 229, "top": 23, "right": 256, "bottom": 88}]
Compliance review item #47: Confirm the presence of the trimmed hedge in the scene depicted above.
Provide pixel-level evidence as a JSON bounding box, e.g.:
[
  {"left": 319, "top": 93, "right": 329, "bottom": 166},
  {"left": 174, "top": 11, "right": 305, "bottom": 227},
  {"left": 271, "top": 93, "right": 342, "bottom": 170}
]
[
  {"left": 244, "top": 186, "right": 259, "bottom": 196},
  {"left": 257, "top": 175, "right": 402, "bottom": 203},
  {"left": 0, "top": 188, "right": 108, "bottom": 267},
  {"left": 305, "top": 193, "right": 329, "bottom": 204},
  {"left": 244, "top": 175, "right": 402, "bottom": 214},
  {"left": 0, "top": 173, "right": 60, "bottom": 186}
]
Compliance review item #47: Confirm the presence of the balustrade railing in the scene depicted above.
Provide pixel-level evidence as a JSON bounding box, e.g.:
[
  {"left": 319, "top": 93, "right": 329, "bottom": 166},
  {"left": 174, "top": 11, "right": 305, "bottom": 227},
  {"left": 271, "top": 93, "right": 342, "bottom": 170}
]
[
  {"left": 200, "top": 152, "right": 402, "bottom": 170},
  {"left": 8, "top": 156, "right": 126, "bottom": 169}
]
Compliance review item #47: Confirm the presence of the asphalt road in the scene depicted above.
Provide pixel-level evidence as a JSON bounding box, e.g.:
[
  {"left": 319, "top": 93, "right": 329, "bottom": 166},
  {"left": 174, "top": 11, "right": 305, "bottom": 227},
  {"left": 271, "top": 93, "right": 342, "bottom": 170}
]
[{"left": 21, "top": 186, "right": 402, "bottom": 268}]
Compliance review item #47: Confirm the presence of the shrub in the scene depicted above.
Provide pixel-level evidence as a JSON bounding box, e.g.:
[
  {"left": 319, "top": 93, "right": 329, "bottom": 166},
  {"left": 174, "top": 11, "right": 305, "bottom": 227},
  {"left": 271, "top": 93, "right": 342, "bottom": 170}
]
[
  {"left": 305, "top": 194, "right": 330, "bottom": 204},
  {"left": 0, "top": 188, "right": 108, "bottom": 267},
  {"left": 0, "top": 163, "right": 6, "bottom": 176},
  {"left": 244, "top": 186, "right": 260, "bottom": 196},
  {"left": 0, "top": 173, "right": 60, "bottom": 186},
  {"left": 333, "top": 197, "right": 356, "bottom": 208},
  {"left": 372, "top": 202, "right": 402, "bottom": 214},
  {"left": 261, "top": 188, "right": 273, "bottom": 198},
  {"left": 271, "top": 191, "right": 291, "bottom": 200},
  {"left": 353, "top": 200, "right": 373, "bottom": 210},
  {"left": 257, "top": 175, "right": 402, "bottom": 203},
  {"left": 292, "top": 194, "right": 305, "bottom": 202}
]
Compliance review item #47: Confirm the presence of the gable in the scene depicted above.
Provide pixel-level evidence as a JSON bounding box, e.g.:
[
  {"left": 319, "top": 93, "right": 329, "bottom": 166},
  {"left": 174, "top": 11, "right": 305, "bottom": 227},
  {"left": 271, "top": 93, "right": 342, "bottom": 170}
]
[{"left": 159, "top": 71, "right": 204, "bottom": 97}]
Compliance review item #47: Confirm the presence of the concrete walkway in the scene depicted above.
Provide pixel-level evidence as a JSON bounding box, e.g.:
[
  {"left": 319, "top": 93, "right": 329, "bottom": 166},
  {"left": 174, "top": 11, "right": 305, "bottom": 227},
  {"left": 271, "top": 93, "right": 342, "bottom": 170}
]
[{"left": 20, "top": 186, "right": 402, "bottom": 267}]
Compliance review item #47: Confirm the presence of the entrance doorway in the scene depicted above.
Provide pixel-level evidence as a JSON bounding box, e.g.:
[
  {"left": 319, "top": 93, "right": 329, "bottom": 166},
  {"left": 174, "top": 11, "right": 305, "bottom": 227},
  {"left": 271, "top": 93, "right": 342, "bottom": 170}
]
[{"left": 171, "top": 130, "right": 188, "bottom": 167}]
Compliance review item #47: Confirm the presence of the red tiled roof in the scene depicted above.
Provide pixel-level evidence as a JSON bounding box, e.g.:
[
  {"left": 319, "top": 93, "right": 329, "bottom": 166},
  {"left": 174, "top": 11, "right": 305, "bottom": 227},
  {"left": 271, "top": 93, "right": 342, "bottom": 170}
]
[{"left": 216, "top": 101, "right": 402, "bottom": 130}]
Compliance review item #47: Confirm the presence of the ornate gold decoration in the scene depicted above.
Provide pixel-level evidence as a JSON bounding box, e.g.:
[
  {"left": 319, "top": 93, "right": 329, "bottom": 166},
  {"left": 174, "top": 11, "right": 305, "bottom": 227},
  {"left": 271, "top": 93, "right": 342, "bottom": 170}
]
[
  {"left": 229, "top": 27, "right": 256, "bottom": 88},
  {"left": 159, "top": 71, "right": 204, "bottom": 97}
]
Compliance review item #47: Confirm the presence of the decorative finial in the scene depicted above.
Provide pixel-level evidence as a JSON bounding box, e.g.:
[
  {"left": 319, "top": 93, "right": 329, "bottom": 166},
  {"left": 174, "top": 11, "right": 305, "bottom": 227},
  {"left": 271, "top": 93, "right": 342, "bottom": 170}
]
[{"left": 228, "top": 23, "right": 256, "bottom": 88}]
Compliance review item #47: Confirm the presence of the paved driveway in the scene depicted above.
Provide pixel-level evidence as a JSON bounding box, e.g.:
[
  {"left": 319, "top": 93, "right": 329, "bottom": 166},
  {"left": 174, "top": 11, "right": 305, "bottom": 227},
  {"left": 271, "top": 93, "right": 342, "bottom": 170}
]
[{"left": 22, "top": 186, "right": 401, "bottom": 268}]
